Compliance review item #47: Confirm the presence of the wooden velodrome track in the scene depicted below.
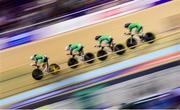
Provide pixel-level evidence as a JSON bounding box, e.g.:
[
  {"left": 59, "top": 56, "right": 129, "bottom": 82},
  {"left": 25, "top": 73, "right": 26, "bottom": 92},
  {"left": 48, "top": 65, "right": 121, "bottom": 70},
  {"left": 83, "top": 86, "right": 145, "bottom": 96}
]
[{"left": 0, "top": 0, "right": 180, "bottom": 98}]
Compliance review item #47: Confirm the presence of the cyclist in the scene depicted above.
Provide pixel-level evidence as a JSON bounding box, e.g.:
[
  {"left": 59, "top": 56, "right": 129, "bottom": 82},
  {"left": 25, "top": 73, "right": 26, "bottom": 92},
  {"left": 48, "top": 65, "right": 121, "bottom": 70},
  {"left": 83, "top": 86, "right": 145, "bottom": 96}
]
[
  {"left": 65, "top": 43, "right": 84, "bottom": 57},
  {"left": 30, "top": 54, "right": 49, "bottom": 71},
  {"left": 95, "top": 35, "right": 114, "bottom": 51},
  {"left": 124, "top": 23, "right": 144, "bottom": 40}
]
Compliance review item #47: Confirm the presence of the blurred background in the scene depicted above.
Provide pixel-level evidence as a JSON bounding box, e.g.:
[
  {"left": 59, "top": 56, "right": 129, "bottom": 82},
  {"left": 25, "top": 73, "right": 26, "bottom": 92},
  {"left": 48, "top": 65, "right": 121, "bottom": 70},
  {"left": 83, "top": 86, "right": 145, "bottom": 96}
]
[
  {"left": 0, "top": 0, "right": 130, "bottom": 37},
  {"left": 0, "top": 0, "right": 179, "bottom": 109}
]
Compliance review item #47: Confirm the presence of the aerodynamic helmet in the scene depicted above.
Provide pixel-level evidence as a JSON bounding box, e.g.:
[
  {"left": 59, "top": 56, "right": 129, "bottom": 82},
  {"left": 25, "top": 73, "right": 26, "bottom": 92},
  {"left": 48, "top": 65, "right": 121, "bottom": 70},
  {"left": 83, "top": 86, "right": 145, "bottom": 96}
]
[
  {"left": 65, "top": 44, "right": 71, "bottom": 51},
  {"left": 124, "top": 23, "right": 131, "bottom": 28},
  {"left": 30, "top": 54, "right": 37, "bottom": 60},
  {"left": 95, "top": 35, "right": 101, "bottom": 40}
]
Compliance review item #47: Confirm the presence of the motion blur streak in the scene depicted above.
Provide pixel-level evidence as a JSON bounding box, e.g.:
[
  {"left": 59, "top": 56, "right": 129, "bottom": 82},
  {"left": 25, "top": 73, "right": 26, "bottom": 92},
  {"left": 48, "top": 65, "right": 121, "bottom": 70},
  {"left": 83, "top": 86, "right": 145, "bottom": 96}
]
[
  {"left": 0, "top": 0, "right": 118, "bottom": 35},
  {"left": 0, "top": 0, "right": 171, "bottom": 50},
  {"left": 27, "top": 63, "right": 180, "bottom": 109}
]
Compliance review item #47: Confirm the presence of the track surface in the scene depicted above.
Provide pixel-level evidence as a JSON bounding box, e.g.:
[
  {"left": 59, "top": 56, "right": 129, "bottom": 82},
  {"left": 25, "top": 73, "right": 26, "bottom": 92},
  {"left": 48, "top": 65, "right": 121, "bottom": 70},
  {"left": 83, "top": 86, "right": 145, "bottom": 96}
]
[
  {"left": 1, "top": 33, "right": 179, "bottom": 98},
  {"left": 0, "top": 0, "right": 180, "bottom": 98}
]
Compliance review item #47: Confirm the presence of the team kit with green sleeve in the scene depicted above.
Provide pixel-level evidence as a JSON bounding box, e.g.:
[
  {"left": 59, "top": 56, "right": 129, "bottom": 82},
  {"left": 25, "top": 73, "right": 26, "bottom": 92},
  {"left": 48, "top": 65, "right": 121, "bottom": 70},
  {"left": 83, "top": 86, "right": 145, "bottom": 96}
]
[
  {"left": 98, "top": 35, "right": 112, "bottom": 44},
  {"left": 32, "top": 54, "right": 47, "bottom": 63},
  {"left": 128, "top": 23, "right": 143, "bottom": 33},
  {"left": 69, "top": 43, "right": 82, "bottom": 52}
]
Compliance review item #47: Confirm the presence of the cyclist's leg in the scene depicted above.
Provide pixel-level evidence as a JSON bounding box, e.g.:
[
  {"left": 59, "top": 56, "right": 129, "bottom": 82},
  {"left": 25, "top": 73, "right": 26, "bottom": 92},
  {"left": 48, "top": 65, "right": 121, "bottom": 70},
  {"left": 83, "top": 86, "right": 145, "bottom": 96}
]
[
  {"left": 137, "top": 27, "right": 143, "bottom": 37},
  {"left": 70, "top": 49, "right": 77, "bottom": 57},
  {"left": 79, "top": 46, "right": 84, "bottom": 56},
  {"left": 109, "top": 38, "right": 114, "bottom": 51},
  {"left": 44, "top": 57, "right": 49, "bottom": 72},
  {"left": 73, "top": 48, "right": 80, "bottom": 56},
  {"left": 110, "top": 38, "right": 113, "bottom": 45},
  {"left": 129, "top": 29, "right": 135, "bottom": 40},
  {"left": 129, "top": 33, "right": 135, "bottom": 44},
  {"left": 140, "top": 26, "right": 143, "bottom": 33},
  {"left": 37, "top": 59, "right": 44, "bottom": 70},
  {"left": 130, "top": 28, "right": 136, "bottom": 37}
]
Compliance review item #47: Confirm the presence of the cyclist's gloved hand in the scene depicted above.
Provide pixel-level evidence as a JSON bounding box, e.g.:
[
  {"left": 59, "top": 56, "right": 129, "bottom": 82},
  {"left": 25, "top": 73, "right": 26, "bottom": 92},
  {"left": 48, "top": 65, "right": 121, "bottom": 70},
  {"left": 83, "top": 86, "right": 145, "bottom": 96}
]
[
  {"left": 31, "top": 63, "right": 36, "bottom": 66},
  {"left": 124, "top": 32, "right": 130, "bottom": 35},
  {"left": 95, "top": 45, "right": 101, "bottom": 47}
]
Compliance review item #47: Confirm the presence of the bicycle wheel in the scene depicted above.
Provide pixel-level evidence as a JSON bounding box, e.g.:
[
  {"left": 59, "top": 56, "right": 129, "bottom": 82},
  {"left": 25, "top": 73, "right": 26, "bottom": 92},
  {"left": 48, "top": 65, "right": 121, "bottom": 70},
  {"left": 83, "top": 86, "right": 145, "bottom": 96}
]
[
  {"left": 32, "top": 69, "right": 43, "bottom": 80},
  {"left": 97, "top": 50, "right": 108, "bottom": 61},
  {"left": 68, "top": 57, "right": 79, "bottom": 68},
  {"left": 114, "top": 44, "right": 126, "bottom": 55},
  {"left": 126, "top": 37, "right": 137, "bottom": 49},
  {"left": 144, "top": 32, "right": 155, "bottom": 43},
  {"left": 49, "top": 63, "right": 60, "bottom": 75},
  {"left": 84, "top": 52, "right": 95, "bottom": 64}
]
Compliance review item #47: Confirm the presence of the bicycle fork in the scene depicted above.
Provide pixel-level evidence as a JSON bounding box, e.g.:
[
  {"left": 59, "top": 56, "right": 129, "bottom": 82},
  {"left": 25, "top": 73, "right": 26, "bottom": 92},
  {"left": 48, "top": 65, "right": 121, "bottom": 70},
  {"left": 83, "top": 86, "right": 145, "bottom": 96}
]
[
  {"left": 130, "top": 35, "right": 134, "bottom": 44},
  {"left": 42, "top": 61, "right": 49, "bottom": 72}
]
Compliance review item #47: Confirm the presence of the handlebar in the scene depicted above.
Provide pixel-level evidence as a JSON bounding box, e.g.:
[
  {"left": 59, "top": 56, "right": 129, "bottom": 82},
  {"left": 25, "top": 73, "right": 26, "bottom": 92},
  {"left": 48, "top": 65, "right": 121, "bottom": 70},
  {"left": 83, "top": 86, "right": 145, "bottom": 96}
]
[
  {"left": 94, "top": 45, "right": 101, "bottom": 48},
  {"left": 95, "top": 44, "right": 113, "bottom": 48},
  {"left": 124, "top": 32, "right": 131, "bottom": 35},
  {"left": 66, "top": 53, "right": 80, "bottom": 55},
  {"left": 66, "top": 53, "right": 81, "bottom": 58}
]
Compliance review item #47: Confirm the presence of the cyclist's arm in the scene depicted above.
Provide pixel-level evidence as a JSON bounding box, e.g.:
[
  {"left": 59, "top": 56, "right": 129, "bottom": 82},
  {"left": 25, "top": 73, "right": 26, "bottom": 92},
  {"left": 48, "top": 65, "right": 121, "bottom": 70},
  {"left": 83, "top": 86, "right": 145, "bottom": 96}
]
[
  {"left": 35, "top": 60, "right": 38, "bottom": 65},
  {"left": 124, "top": 28, "right": 131, "bottom": 35},
  {"left": 32, "top": 58, "right": 38, "bottom": 65},
  {"left": 73, "top": 48, "right": 79, "bottom": 53},
  {"left": 31, "top": 60, "right": 37, "bottom": 66},
  {"left": 129, "top": 27, "right": 133, "bottom": 33},
  {"left": 98, "top": 39, "right": 103, "bottom": 45}
]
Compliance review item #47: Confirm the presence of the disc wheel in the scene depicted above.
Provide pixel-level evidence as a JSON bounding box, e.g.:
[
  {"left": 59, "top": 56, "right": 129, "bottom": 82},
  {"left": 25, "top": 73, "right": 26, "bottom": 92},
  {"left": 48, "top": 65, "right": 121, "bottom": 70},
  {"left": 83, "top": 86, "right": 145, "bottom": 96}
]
[
  {"left": 97, "top": 50, "right": 108, "bottom": 61},
  {"left": 126, "top": 38, "right": 137, "bottom": 49},
  {"left": 84, "top": 52, "right": 95, "bottom": 64},
  {"left": 114, "top": 44, "right": 126, "bottom": 55},
  {"left": 68, "top": 57, "right": 79, "bottom": 68},
  {"left": 32, "top": 69, "right": 43, "bottom": 80},
  {"left": 49, "top": 63, "right": 60, "bottom": 75},
  {"left": 143, "top": 32, "right": 155, "bottom": 43}
]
